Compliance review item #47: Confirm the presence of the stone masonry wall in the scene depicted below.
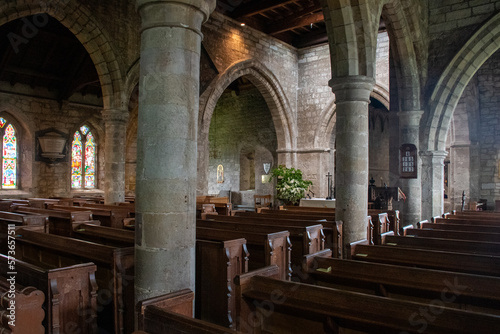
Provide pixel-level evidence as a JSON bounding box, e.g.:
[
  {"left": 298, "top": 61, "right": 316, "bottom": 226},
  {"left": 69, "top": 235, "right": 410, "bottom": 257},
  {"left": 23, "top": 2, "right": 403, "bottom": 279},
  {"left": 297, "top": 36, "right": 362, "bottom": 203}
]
[
  {"left": 202, "top": 12, "right": 299, "bottom": 118},
  {"left": 0, "top": 92, "right": 104, "bottom": 198},
  {"left": 476, "top": 50, "right": 500, "bottom": 206},
  {"left": 207, "top": 86, "right": 277, "bottom": 205},
  {"left": 426, "top": 0, "right": 500, "bottom": 98}
]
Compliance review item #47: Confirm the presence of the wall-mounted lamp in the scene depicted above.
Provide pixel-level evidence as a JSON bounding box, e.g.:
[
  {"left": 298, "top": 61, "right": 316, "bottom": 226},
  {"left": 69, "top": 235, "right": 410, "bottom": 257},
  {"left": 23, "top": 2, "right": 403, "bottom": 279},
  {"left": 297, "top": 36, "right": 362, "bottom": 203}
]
[{"left": 38, "top": 131, "right": 67, "bottom": 162}]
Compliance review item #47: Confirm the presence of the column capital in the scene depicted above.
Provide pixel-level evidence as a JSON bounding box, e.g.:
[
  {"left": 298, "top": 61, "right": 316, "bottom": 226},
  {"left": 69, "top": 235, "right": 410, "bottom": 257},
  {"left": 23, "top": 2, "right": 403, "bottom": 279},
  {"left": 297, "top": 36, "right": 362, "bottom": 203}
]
[
  {"left": 136, "top": 0, "right": 216, "bottom": 35},
  {"left": 420, "top": 150, "right": 448, "bottom": 165},
  {"left": 101, "top": 109, "right": 129, "bottom": 124},
  {"left": 398, "top": 110, "right": 424, "bottom": 127},
  {"left": 328, "top": 75, "right": 375, "bottom": 103}
]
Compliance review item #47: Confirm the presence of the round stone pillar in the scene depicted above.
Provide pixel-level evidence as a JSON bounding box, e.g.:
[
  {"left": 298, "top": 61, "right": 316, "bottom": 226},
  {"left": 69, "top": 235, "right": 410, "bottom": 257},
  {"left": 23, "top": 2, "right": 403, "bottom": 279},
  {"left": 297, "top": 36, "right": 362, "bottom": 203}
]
[
  {"left": 329, "top": 76, "right": 374, "bottom": 250},
  {"left": 421, "top": 150, "right": 448, "bottom": 220},
  {"left": 101, "top": 109, "right": 129, "bottom": 204},
  {"left": 398, "top": 110, "right": 423, "bottom": 226},
  {"left": 135, "top": 0, "right": 216, "bottom": 304}
]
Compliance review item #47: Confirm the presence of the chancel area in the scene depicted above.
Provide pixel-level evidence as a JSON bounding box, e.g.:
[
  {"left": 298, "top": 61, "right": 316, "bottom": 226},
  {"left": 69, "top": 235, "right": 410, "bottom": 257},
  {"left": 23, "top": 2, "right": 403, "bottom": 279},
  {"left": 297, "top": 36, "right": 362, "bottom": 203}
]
[{"left": 0, "top": 0, "right": 499, "bottom": 333}]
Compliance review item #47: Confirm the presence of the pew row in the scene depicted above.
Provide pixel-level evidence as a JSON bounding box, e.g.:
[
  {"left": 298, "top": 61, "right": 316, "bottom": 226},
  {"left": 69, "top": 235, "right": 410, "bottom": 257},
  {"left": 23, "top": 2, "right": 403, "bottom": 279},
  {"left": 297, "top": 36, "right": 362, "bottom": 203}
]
[
  {"left": 302, "top": 255, "right": 500, "bottom": 315},
  {"left": 382, "top": 235, "right": 500, "bottom": 256},
  {"left": 349, "top": 244, "right": 500, "bottom": 276},
  {"left": 14, "top": 228, "right": 134, "bottom": 334},
  {"left": 0, "top": 254, "right": 98, "bottom": 333},
  {"left": 234, "top": 266, "right": 500, "bottom": 333},
  {"left": 199, "top": 217, "right": 325, "bottom": 266}
]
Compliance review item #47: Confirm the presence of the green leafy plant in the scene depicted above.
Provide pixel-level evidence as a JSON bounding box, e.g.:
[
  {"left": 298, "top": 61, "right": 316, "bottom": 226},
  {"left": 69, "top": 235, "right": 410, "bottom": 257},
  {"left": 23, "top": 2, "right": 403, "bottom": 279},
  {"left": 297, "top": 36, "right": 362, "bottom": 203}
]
[{"left": 270, "top": 165, "right": 313, "bottom": 205}]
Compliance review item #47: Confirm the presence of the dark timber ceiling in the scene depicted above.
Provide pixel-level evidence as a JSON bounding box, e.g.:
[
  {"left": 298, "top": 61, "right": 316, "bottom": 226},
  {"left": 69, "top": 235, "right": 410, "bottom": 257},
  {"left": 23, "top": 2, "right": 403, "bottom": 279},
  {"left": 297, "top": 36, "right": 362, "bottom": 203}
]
[
  {"left": 216, "top": 0, "right": 327, "bottom": 48},
  {"left": 0, "top": 15, "right": 101, "bottom": 104}
]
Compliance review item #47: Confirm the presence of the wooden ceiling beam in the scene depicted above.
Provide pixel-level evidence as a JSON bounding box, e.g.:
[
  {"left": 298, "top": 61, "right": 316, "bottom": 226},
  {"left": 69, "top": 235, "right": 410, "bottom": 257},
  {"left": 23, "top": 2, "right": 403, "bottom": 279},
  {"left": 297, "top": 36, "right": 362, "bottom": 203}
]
[
  {"left": 233, "top": 0, "right": 298, "bottom": 19},
  {"left": 268, "top": 11, "right": 324, "bottom": 35}
]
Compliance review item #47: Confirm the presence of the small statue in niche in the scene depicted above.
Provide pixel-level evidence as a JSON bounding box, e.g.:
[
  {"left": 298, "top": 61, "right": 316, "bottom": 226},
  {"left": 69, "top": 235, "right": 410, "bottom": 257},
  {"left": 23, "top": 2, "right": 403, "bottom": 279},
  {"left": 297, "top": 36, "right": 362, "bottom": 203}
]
[{"left": 217, "top": 164, "right": 224, "bottom": 183}]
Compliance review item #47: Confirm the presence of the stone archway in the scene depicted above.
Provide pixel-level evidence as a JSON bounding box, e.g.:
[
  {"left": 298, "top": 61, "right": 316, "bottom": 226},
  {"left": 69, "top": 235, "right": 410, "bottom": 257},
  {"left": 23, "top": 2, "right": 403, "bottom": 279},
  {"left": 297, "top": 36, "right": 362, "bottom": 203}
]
[
  {"left": 198, "top": 59, "right": 296, "bottom": 195},
  {"left": 0, "top": 0, "right": 124, "bottom": 109},
  {"left": 420, "top": 11, "right": 500, "bottom": 218}
]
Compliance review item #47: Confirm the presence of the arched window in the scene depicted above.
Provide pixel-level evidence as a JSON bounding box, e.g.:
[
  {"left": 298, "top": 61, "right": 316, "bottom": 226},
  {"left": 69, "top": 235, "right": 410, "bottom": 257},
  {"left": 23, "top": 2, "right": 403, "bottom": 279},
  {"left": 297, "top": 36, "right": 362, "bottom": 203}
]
[
  {"left": 71, "top": 125, "right": 96, "bottom": 189},
  {"left": 0, "top": 118, "right": 17, "bottom": 189}
]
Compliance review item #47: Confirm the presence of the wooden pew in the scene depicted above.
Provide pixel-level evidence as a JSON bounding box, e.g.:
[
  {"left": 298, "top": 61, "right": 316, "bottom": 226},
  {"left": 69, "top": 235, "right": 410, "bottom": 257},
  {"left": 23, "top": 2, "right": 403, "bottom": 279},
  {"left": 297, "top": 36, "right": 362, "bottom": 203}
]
[
  {"left": 436, "top": 216, "right": 500, "bottom": 226},
  {"left": 234, "top": 211, "right": 343, "bottom": 258},
  {"left": 15, "top": 228, "right": 134, "bottom": 334},
  {"left": 50, "top": 204, "right": 130, "bottom": 229},
  {"left": 67, "top": 224, "right": 248, "bottom": 330},
  {"left": 137, "top": 289, "right": 244, "bottom": 334},
  {"left": 199, "top": 217, "right": 325, "bottom": 266},
  {"left": 420, "top": 221, "right": 500, "bottom": 234},
  {"left": 73, "top": 223, "right": 135, "bottom": 247},
  {"left": 0, "top": 254, "right": 98, "bottom": 333},
  {"left": 405, "top": 227, "right": 500, "bottom": 243},
  {"left": 0, "top": 277, "right": 45, "bottom": 334},
  {"left": 137, "top": 288, "right": 194, "bottom": 330},
  {"left": 12, "top": 206, "right": 94, "bottom": 237},
  {"left": 302, "top": 255, "right": 500, "bottom": 315},
  {"left": 0, "top": 211, "right": 49, "bottom": 253},
  {"left": 196, "top": 237, "right": 248, "bottom": 329},
  {"left": 197, "top": 227, "right": 291, "bottom": 281},
  {"left": 383, "top": 235, "right": 500, "bottom": 256},
  {"left": 349, "top": 244, "right": 500, "bottom": 276},
  {"left": 234, "top": 266, "right": 500, "bottom": 334}
]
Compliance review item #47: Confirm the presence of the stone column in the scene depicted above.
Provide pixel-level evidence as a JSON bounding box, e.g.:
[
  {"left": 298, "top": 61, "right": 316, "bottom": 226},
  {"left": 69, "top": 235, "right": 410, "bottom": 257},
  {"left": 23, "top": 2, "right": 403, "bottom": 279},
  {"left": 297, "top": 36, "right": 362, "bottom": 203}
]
[
  {"left": 330, "top": 76, "right": 374, "bottom": 250},
  {"left": 421, "top": 150, "right": 448, "bottom": 220},
  {"left": 398, "top": 110, "right": 423, "bottom": 226},
  {"left": 449, "top": 141, "right": 471, "bottom": 211},
  {"left": 102, "top": 109, "right": 129, "bottom": 204},
  {"left": 135, "top": 0, "right": 216, "bottom": 304}
]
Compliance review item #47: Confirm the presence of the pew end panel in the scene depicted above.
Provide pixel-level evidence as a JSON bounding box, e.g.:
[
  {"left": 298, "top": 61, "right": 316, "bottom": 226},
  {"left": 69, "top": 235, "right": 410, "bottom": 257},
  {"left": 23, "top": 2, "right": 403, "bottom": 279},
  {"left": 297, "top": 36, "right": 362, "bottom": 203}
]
[
  {"left": 137, "top": 288, "right": 194, "bottom": 330},
  {"left": 196, "top": 237, "right": 249, "bottom": 329},
  {"left": 0, "top": 279, "right": 45, "bottom": 334}
]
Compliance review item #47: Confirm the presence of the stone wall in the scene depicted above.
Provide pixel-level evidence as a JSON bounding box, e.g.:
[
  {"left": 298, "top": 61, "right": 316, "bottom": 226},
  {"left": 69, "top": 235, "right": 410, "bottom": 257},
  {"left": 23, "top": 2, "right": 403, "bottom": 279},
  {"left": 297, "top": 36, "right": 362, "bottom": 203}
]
[
  {"left": 207, "top": 85, "right": 277, "bottom": 206},
  {"left": 476, "top": 50, "right": 500, "bottom": 207},
  {"left": 0, "top": 93, "right": 104, "bottom": 198},
  {"left": 426, "top": 0, "right": 500, "bottom": 97}
]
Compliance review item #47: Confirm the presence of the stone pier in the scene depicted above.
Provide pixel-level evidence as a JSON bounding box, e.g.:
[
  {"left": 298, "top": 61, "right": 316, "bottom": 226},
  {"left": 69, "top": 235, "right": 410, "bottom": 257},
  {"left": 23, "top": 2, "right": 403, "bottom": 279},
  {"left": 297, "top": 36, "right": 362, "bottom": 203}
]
[
  {"left": 330, "top": 76, "right": 374, "bottom": 248},
  {"left": 135, "top": 0, "right": 216, "bottom": 304}
]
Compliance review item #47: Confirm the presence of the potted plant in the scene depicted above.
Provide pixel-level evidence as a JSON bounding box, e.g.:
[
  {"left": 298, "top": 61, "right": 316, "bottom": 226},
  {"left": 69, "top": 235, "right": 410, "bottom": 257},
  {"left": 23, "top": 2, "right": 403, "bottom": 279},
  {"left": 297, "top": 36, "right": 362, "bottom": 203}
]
[{"left": 270, "top": 165, "right": 313, "bottom": 206}]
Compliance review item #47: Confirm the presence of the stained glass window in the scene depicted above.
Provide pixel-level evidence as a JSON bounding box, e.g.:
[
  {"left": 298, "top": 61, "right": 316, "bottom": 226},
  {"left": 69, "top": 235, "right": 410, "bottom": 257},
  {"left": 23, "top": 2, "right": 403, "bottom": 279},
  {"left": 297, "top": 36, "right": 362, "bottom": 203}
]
[
  {"left": 1, "top": 120, "right": 17, "bottom": 189},
  {"left": 71, "top": 125, "right": 96, "bottom": 189},
  {"left": 2, "top": 124, "right": 16, "bottom": 189}
]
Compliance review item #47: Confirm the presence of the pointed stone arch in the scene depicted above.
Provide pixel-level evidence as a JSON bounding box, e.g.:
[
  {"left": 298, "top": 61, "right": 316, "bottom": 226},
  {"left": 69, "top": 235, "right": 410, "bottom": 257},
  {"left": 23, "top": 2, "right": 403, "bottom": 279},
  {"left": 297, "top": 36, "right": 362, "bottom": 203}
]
[
  {"left": 424, "top": 11, "right": 500, "bottom": 152},
  {"left": 197, "top": 59, "right": 296, "bottom": 194},
  {"left": 0, "top": 0, "right": 124, "bottom": 109},
  {"left": 199, "top": 58, "right": 296, "bottom": 151}
]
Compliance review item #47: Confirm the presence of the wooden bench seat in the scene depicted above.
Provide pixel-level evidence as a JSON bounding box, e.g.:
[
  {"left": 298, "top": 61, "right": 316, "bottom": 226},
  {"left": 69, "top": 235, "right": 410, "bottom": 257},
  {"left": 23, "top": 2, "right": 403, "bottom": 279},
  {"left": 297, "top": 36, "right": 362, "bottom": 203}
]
[
  {"left": 198, "top": 217, "right": 325, "bottom": 266},
  {"left": 234, "top": 266, "right": 500, "bottom": 333},
  {"left": 15, "top": 228, "right": 134, "bottom": 334},
  {"left": 420, "top": 221, "right": 500, "bottom": 233},
  {"left": 0, "top": 254, "right": 98, "bottom": 333},
  {"left": 383, "top": 234, "right": 500, "bottom": 256},
  {"left": 0, "top": 277, "right": 45, "bottom": 334},
  {"left": 405, "top": 227, "right": 500, "bottom": 243},
  {"left": 233, "top": 211, "right": 343, "bottom": 257},
  {"left": 50, "top": 204, "right": 130, "bottom": 229},
  {"left": 349, "top": 244, "right": 500, "bottom": 276},
  {"left": 302, "top": 255, "right": 500, "bottom": 314},
  {"left": 73, "top": 223, "right": 135, "bottom": 247},
  {"left": 13, "top": 206, "right": 94, "bottom": 236},
  {"left": 197, "top": 227, "right": 291, "bottom": 281},
  {"left": 436, "top": 216, "right": 500, "bottom": 226}
]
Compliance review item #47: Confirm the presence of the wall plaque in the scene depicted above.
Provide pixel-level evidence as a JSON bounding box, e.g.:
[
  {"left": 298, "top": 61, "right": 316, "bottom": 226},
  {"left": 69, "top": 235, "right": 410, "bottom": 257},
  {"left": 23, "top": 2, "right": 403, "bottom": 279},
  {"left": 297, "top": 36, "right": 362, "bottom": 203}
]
[{"left": 400, "top": 144, "right": 417, "bottom": 178}]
